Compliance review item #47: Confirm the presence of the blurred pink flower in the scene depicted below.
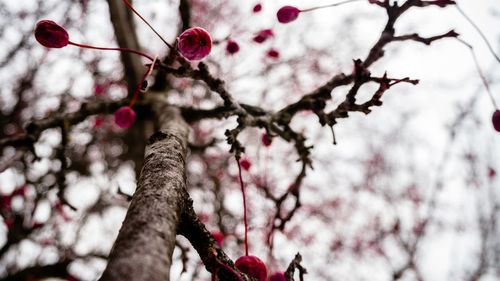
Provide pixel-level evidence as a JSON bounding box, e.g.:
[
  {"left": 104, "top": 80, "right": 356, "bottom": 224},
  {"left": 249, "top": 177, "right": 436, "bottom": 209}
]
[
  {"left": 267, "top": 48, "right": 280, "bottom": 59},
  {"left": 253, "top": 29, "right": 274, "bottom": 43},
  {"left": 226, "top": 40, "right": 240, "bottom": 55},
  {"left": 114, "top": 106, "right": 136, "bottom": 129},
  {"left": 253, "top": 3, "right": 262, "bottom": 13},
  {"left": 240, "top": 158, "right": 252, "bottom": 171}
]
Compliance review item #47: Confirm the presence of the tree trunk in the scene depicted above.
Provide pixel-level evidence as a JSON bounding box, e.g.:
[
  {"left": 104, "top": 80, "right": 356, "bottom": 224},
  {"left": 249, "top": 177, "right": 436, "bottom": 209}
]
[{"left": 99, "top": 100, "right": 189, "bottom": 281}]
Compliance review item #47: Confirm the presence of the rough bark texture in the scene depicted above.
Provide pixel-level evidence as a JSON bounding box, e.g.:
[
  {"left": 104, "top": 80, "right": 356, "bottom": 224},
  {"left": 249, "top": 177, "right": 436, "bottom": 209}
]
[{"left": 99, "top": 99, "right": 189, "bottom": 281}]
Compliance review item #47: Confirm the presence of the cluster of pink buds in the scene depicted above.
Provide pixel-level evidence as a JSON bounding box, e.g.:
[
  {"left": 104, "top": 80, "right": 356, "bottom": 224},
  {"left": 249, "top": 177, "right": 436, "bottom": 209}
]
[{"left": 34, "top": 1, "right": 213, "bottom": 130}]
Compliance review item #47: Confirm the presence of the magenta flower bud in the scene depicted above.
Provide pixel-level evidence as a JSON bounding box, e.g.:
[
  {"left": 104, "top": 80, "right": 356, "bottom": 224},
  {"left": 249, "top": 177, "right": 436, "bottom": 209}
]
[
  {"left": 34, "top": 20, "right": 69, "bottom": 48},
  {"left": 226, "top": 40, "right": 240, "bottom": 55},
  {"left": 277, "top": 6, "right": 300, "bottom": 23},
  {"left": 261, "top": 132, "right": 272, "bottom": 146},
  {"left": 488, "top": 167, "right": 496, "bottom": 178},
  {"left": 266, "top": 48, "right": 280, "bottom": 59},
  {"left": 492, "top": 110, "right": 500, "bottom": 132},
  {"left": 253, "top": 29, "right": 274, "bottom": 44},
  {"left": 269, "top": 272, "right": 286, "bottom": 281},
  {"left": 114, "top": 106, "right": 136, "bottom": 129},
  {"left": 235, "top": 255, "right": 268, "bottom": 281},
  {"left": 253, "top": 3, "right": 262, "bottom": 13},
  {"left": 211, "top": 231, "right": 225, "bottom": 247},
  {"left": 177, "top": 27, "right": 212, "bottom": 60},
  {"left": 239, "top": 158, "right": 252, "bottom": 171}
]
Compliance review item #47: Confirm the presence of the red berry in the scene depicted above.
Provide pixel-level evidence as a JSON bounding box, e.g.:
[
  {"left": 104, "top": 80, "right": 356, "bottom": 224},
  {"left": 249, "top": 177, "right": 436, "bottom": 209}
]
[
  {"left": 240, "top": 158, "right": 252, "bottom": 171},
  {"left": 277, "top": 6, "right": 300, "bottom": 24},
  {"left": 266, "top": 49, "right": 280, "bottom": 59},
  {"left": 226, "top": 40, "right": 240, "bottom": 55},
  {"left": 114, "top": 106, "right": 136, "bottom": 129},
  {"left": 253, "top": 3, "right": 262, "bottom": 13},
  {"left": 235, "top": 255, "right": 268, "bottom": 281},
  {"left": 177, "top": 27, "right": 212, "bottom": 60},
  {"left": 261, "top": 133, "right": 272, "bottom": 147},
  {"left": 492, "top": 110, "right": 500, "bottom": 132},
  {"left": 253, "top": 29, "right": 274, "bottom": 44},
  {"left": 34, "top": 20, "right": 69, "bottom": 48},
  {"left": 269, "top": 272, "right": 286, "bottom": 281}
]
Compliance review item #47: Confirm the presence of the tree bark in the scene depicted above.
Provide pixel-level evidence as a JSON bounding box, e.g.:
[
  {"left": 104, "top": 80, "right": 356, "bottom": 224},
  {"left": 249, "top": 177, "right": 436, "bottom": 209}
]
[{"left": 99, "top": 100, "right": 189, "bottom": 281}]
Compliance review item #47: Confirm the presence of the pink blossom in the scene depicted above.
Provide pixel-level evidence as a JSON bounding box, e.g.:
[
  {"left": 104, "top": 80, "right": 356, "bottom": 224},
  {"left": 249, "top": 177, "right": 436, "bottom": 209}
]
[
  {"left": 488, "top": 167, "right": 496, "bottom": 178},
  {"left": 114, "top": 106, "right": 136, "bottom": 129},
  {"left": 261, "top": 133, "right": 272, "bottom": 147},
  {"left": 240, "top": 158, "right": 252, "bottom": 171},
  {"left": 177, "top": 27, "right": 212, "bottom": 60},
  {"left": 94, "top": 116, "right": 105, "bottom": 128},
  {"left": 94, "top": 83, "right": 107, "bottom": 96},
  {"left": 266, "top": 48, "right": 280, "bottom": 59},
  {"left": 253, "top": 3, "right": 262, "bottom": 13},
  {"left": 253, "top": 29, "right": 274, "bottom": 43},
  {"left": 277, "top": 6, "right": 300, "bottom": 24},
  {"left": 226, "top": 40, "right": 240, "bottom": 55},
  {"left": 211, "top": 231, "right": 225, "bottom": 246},
  {"left": 34, "top": 20, "right": 69, "bottom": 48}
]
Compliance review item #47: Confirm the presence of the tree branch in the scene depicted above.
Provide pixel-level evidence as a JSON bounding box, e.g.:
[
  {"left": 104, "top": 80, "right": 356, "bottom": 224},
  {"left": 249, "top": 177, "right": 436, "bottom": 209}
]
[{"left": 99, "top": 102, "right": 189, "bottom": 281}]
